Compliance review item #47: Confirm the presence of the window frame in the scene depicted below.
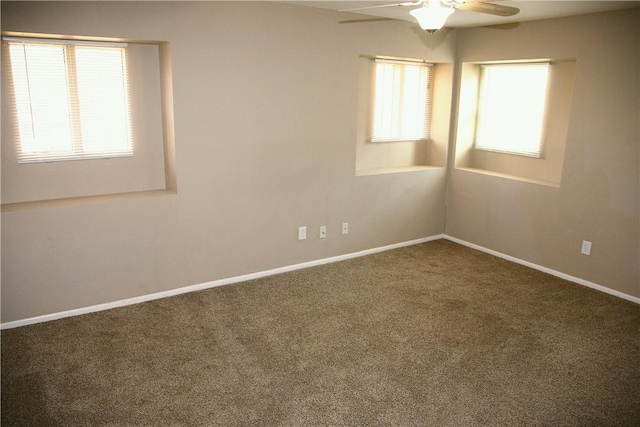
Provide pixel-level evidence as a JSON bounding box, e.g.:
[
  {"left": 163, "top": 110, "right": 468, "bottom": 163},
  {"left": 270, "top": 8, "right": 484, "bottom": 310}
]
[{"left": 3, "top": 36, "right": 134, "bottom": 164}]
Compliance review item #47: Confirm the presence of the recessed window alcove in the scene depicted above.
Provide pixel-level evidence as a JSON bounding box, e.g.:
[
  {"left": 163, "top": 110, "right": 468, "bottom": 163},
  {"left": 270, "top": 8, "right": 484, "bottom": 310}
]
[
  {"left": 355, "top": 55, "right": 453, "bottom": 176},
  {"left": 453, "top": 58, "right": 576, "bottom": 187}
]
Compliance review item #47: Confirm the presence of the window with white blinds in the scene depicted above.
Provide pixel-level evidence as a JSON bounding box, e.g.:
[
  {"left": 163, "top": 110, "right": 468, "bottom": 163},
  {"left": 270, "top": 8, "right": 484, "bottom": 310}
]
[
  {"left": 4, "top": 37, "right": 133, "bottom": 163},
  {"left": 475, "top": 63, "right": 549, "bottom": 158},
  {"left": 371, "top": 59, "right": 432, "bottom": 143}
]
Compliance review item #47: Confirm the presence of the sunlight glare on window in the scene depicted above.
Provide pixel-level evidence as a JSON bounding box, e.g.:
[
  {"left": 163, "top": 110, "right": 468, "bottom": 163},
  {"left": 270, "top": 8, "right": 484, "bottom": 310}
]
[
  {"left": 400, "top": 65, "right": 427, "bottom": 138},
  {"left": 475, "top": 63, "right": 549, "bottom": 157},
  {"left": 75, "top": 46, "right": 132, "bottom": 154},
  {"left": 371, "top": 60, "right": 431, "bottom": 142},
  {"left": 9, "top": 43, "right": 74, "bottom": 155}
]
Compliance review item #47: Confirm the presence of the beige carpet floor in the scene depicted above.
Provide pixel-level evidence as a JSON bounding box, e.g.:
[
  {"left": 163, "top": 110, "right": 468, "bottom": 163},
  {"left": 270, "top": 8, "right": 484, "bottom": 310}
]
[{"left": 2, "top": 239, "right": 639, "bottom": 426}]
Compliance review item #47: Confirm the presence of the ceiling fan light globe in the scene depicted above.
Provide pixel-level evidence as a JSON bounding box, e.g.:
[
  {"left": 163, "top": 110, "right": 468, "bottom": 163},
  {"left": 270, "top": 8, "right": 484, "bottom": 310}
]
[{"left": 410, "top": 2, "right": 455, "bottom": 32}]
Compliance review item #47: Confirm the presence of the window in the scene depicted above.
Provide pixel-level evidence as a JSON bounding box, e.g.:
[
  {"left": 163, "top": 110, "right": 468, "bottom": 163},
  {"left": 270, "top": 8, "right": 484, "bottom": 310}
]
[
  {"left": 370, "top": 59, "right": 433, "bottom": 142},
  {"left": 4, "top": 37, "right": 133, "bottom": 163},
  {"left": 475, "top": 63, "right": 549, "bottom": 157}
]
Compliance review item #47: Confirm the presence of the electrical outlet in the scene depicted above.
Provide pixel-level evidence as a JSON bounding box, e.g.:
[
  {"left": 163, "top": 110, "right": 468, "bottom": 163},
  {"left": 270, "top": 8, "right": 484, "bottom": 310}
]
[
  {"left": 341, "top": 222, "right": 349, "bottom": 235},
  {"left": 298, "top": 226, "right": 306, "bottom": 241},
  {"left": 581, "top": 240, "right": 592, "bottom": 256},
  {"left": 319, "top": 226, "right": 327, "bottom": 238}
]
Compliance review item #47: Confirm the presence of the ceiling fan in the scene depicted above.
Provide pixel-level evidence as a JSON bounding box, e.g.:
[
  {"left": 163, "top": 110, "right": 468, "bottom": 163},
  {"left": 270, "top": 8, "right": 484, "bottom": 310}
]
[{"left": 340, "top": 0, "right": 520, "bottom": 33}]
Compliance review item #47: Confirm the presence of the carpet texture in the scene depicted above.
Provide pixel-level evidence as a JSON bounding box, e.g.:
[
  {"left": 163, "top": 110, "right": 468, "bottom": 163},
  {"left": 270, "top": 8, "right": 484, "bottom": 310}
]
[{"left": 2, "top": 240, "right": 639, "bottom": 426}]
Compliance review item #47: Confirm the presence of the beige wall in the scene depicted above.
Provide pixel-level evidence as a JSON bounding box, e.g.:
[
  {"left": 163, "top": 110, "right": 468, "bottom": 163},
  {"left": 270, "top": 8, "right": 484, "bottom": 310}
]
[
  {"left": 447, "top": 9, "right": 640, "bottom": 297},
  {"left": 1, "top": 1, "right": 454, "bottom": 322}
]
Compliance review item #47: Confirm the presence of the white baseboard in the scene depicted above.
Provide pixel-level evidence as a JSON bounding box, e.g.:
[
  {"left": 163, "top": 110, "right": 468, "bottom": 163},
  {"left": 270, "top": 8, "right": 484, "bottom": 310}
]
[
  {"left": 0, "top": 235, "right": 444, "bottom": 330},
  {"left": 4, "top": 233, "right": 636, "bottom": 330},
  {"left": 444, "top": 235, "right": 640, "bottom": 305}
]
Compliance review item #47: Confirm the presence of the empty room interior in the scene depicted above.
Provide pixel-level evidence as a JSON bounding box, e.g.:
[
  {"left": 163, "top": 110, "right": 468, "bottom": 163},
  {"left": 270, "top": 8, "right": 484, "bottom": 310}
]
[{"left": 1, "top": 1, "right": 639, "bottom": 425}]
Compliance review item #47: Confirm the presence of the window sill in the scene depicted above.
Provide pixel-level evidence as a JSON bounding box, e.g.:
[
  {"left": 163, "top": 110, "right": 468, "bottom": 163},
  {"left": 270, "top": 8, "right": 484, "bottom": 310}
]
[
  {"left": 356, "top": 166, "right": 443, "bottom": 177},
  {"left": 1, "top": 188, "right": 177, "bottom": 212},
  {"left": 455, "top": 167, "right": 560, "bottom": 187}
]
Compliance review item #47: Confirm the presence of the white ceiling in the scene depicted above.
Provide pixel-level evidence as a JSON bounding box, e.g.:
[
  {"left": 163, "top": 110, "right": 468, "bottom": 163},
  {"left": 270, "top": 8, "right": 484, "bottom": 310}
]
[{"left": 286, "top": 1, "right": 639, "bottom": 28}]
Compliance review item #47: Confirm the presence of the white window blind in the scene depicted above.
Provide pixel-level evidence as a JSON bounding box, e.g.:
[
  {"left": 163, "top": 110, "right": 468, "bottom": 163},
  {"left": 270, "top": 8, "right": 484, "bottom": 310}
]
[
  {"left": 371, "top": 59, "right": 432, "bottom": 143},
  {"left": 4, "top": 37, "right": 133, "bottom": 163},
  {"left": 475, "top": 63, "right": 549, "bottom": 157}
]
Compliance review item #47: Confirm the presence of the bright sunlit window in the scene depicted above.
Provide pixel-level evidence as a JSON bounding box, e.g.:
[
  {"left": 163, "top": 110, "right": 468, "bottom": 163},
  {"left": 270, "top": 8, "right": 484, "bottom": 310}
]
[
  {"left": 371, "top": 59, "right": 432, "bottom": 142},
  {"left": 475, "top": 63, "right": 549, "bottom": 157},
  {"left": 4, "top": 37, "right": 133, "bottom": 163}
]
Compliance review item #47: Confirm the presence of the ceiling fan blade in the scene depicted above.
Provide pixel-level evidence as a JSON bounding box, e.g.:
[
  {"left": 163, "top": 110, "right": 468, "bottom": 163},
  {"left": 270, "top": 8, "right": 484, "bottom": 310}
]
[
  {"left": 339, "top": 1, "right": 422, "bottom": 13},
  {"left": 339, "top": 17, "right": 398, "bottom": 24},
  {"left": 455, "top": 1, "right": 519, "bottom": 17}
]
